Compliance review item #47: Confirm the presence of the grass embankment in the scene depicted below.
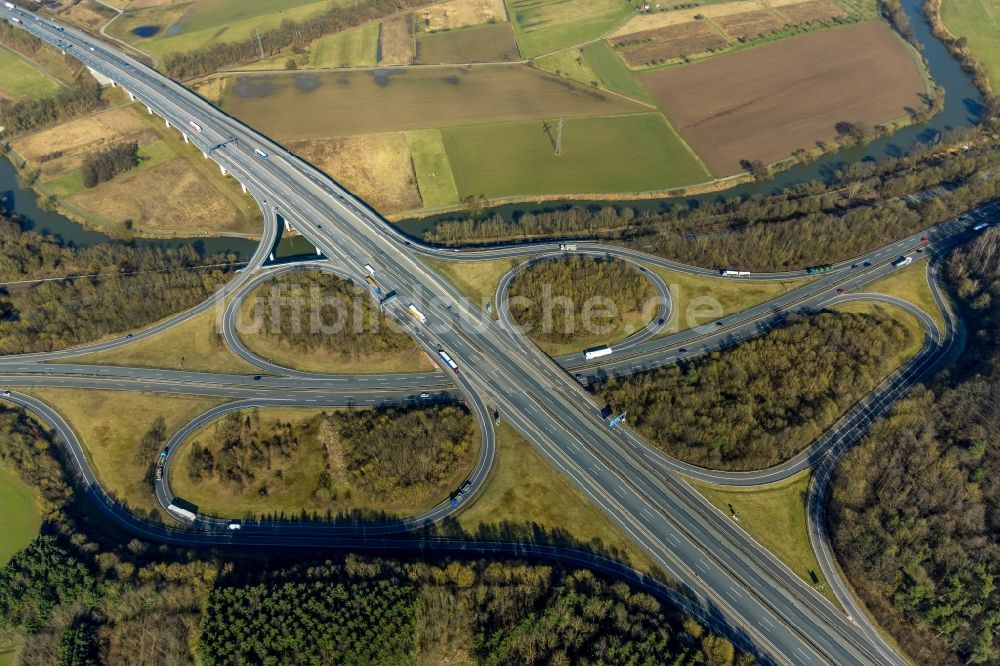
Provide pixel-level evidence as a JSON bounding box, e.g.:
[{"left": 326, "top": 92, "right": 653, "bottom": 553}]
[
  {"left": 941, "top": 0, "right": 1000, "bottom": 90},
  {"left": 687, "top": 471, "right": 838, "bottom": 604},
  {"left": 863, "top": 257, "right": 945, "bottom": 333},
  {"left": 644, "top": 264, "right": 808, "bottom": 333},
  {"left": 458, "top": 422, "right": 661, "bottom": 575},
  {"left": 0, "top": 465, "right": 41, "bottom": 566},
  {"left": 170, "top": 406, "right": 478, "bottom": 519},
  {"left": 68, "top": 304, "right": 262, "bottom": 375},
  {"left": 425, "top": 257, "right": 515, "bottom": 314},
  {"left": 21, "top": 388, "right": 228, "bottom": 515},
  {"left": 0, "top": 46, "right": 60, "bottom": 99}
]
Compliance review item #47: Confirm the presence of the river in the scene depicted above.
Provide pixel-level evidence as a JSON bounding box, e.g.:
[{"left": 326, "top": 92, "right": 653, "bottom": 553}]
[{"left": 0, "top": 0, "right": 983, "bottom": 248}]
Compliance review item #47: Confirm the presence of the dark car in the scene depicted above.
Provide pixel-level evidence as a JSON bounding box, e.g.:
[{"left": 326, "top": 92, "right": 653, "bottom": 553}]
[
  {"left": 837, "top": 288, "right": 846, "bottom": 294},
  {"left": 125, "top": 333, "right": 133, "bottom": 339},
  {"left": 253, "top": 375, "right": 262, "bottom": 380},
  {"left": 658, "top": 318, "right": 665, "bottom": 326},
  {"left": 863, "top": 261, "right": 872, "bottom": 267},
  {"left": 715, "top": 321, "right": 724, "bottom": 327}
]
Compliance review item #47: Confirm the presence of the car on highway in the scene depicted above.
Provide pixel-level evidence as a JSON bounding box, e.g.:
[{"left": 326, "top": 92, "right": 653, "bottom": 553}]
[
  {"left": 836, "top": 288, "right": 846, "bottom": 294},
  {"left": 715, "top": 321, "right": 724, "bottom": 327},
  {"left": 227, "top": 523, "right": 241, "bottom": 531},
  {"left": 658, "top": 318, "right": 665, "bottom": 325},
  {"left": 253, "top": 375, "right": 262, "bottom": 380},
  {"left": 921, "top": 236, "right": 929, "bottom": 243},
  {"left": 125, "top": 333, "right": 133, "bottom": 339},
  {"left": 0, "top": 391, "right": 11, "bottom": 397},
  {"left": 419, "top": 392, "right": 430, "bottom": 399}
]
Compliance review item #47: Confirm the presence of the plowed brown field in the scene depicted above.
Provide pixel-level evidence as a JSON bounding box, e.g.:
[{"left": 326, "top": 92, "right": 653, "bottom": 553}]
[{"left": 641, "top": 22, "right": 926, "bottom": 175}]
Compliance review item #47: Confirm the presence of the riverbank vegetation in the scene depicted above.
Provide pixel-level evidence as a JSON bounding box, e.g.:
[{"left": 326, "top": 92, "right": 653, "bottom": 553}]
[
  {"left": 174, "top": 405, "right": 478, "bottom": 520},
  {"left": 237, "top": 269, "right": 433, "bottom": 373},
  {"left": 425, "top": 132, "right": 1000, "bottom": 271},
  {"left": 507, "top": 255, "right": 654, "bottom": 355},
  {"left": 829, "top": 229, "right": 1000, "bottom": 665},
  {"left": 0, "top": 397, "right": 751, "bottom": 665},
  {"left": 598, "top": 310, "right": 917, "bottom": 470}
]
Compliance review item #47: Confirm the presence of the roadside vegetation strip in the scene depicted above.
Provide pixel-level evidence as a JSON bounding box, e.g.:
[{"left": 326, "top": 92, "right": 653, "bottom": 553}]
[
  {"left": 20, "top": 388, "right": 229, "bottom": 516},
  {"left": 638, "top": 21, "right": 929, "bottom": 176},
  {"left": 441, "top": 113, "right": 711, "bottom": 200},
  {"left": 863, "top": 257, "right": 946, "bottom": 333},
  {"left": 505, "top": 0, "right": 633, "bottom": 59},
  {"left": 644, "top": 264, "right": 806, "bottom": 333},
  {"left": 0, "top": 465, "right": 41, "bottom": 567},
  {"left": 424, "top": 256, "right": 514, "bottom": 313},
  {"left": 236, "top": 268, "right": 435, "bottom": 374},
  {"left": 170, "top": 404, "right": 479, "bottom": 520},
  {"left": 67, "top": 303, "right": 262, "bottom": 375},
  {"left": 598, "top": 309, "right": 921, "bottom": 471},
  {"left": 0, "top": 46, "right": 61, "bottom": 100},
  {"left": 687, "top": 470, "right": 837, "bottom": 604},
  {"left": 456, "top": 421, "right": 662, "bottom": 576},
  {"left": 406, "top": 129, "right": 460, "bottom": 208},
  {"left": 221, "top": 65, "right": 647, "bottom": 141}
]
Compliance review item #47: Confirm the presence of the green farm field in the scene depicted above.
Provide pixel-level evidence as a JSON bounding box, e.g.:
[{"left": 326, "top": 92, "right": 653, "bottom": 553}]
[
  {"left": 581, "top": 40, "right": 653, "bottom": 103},
  {"left": 311, "top": 21, "right": 380, "bottom": 67},
  {"left": 415, "top": 21, "right": 520, "bottom": 63},
  {"left": 0, "top": 465, "right": 41, "bottom": 567},
  {"left": 406, "top": 129, "right": 460, "bottom": 207},
  {"left": 0, "top": 46, "right": 60, "bottom": 100},
  {"left": 108, "top": 0, "right": 335, "bottom": 59},
  {"left": 941, "top": 0, "right": 1000, "bottom": 90},
  {"left": 441, "top": 113, "right": 711, "bottom": 199},
  {"left": 221, "top": 65, "right": 646, "bottom": 141},
  {"left": 505, "top": 0, "right": 634, "bottom": 58}
]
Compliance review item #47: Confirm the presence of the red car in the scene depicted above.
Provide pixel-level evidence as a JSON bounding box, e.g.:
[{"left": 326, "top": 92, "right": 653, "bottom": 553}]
[
  {"left": 836, "top": 288, "right": 846, "bottom": 295},
  {"left": 921, "top": 236, "right": 929, "bottom": 243}
]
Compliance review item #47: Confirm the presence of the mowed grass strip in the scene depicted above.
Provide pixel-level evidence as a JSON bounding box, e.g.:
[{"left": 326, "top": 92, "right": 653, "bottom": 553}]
[
  {"left": 222, "top": 65, "right": 647, "bottom": 141},
  {"left": 941, "top": 0, "right": 1000, "bottom": 90},
  {"left": 640, "top": 21, "right": 927, "bottom": 175},
  {"left": 505, "top": 0, "right": 634, "bottom": 58},
  {"left": 22, "top": 388, "right": 228, "bottom": 515},
  {"left": 414, "top": 21, "right": 520, "bottom": 63},
  {"left": 0, "top": 46, "right": 60, "bottom": 100},
  {"left": 425, "top": 257, "right": 515, "bottom": 313},
  {"left": 863, "top": 257, "right": 945, "bottom": 333},
  {"left": 0, "top": 465, "right": 41, "bottom": 566},
  {"left": 442, "top": 113, "right": 711, "bottom": 199},
  {"left": 644, "top": 263, "right": 808, "bottom": 333},
  {"left": 406, "top": 129, "right": 460, "bottom": 207},
  {"left": 67, "top": 303, "right": 262, "bottom": 375},
  {"left": 687, "top": 471, "right": 838, "bottom": 603},
  {"left": 458, "top": 422, "right": 661, "bottom": 574},
  {"left": 581, "top": 40, "right": 654, "bottom": 104}
]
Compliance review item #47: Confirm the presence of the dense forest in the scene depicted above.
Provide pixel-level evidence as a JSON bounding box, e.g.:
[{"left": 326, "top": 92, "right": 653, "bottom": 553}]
[
  {"left": 508, "top": 256, "right": 652, "bottom": 343},
  {"left": 164, "top": 0, "right": 436, "bottom": 79},
  {"left": 0, "top": 401, "right": 751, "bottom": 665},
  {"left": 186, "top": 405, "right": 476, "bottom": 513},
  {"left": 0, "top": 213, "right": 238, "bottom": 354},
  {"left": 81, "top": 142, "right": 140, "bottom": 189},
  {"left": 243, "top": 269, "right": 418, "bottom": 359},
  {"left": 425, "top": 132, "right": 1000, "bottom": 271},
  {"left": 598, "top": 311, "right": 913, "bottom": 470},
  {"left": 830, "top": 230, "right": 1000, "bottom": 665}
]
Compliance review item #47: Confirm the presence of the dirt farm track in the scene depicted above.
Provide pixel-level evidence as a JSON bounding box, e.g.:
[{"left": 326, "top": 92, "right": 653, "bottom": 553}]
[{"left": 640, "top": 21, "right": 928, "bottom": 176}]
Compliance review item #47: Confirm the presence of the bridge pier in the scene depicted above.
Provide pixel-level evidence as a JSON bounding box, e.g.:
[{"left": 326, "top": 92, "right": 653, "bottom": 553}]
[
  {"left": 284, "top": 217, "right": 291, "bottom": 231},
  {"left": 316, "top": 246, "right": 322, "bottom": 255},
  {"left": 146, "top": 105, "right": 153, "bottom": 114},
  {"left": 219, "top": 164, "right": 228, "bottom": 176},
  {"left": 182, "top": 133, "right": 189, "bottom": 144},
  {"left": 164, "top": 118, "right": 170, "bottom": 128},
  {"left": 202, "top": 150, "right": 209, "bottom": 159},
  {"left": 239, "top": 181, "right": 247, "bottom": 194},
  {"left": 127, "top": 91, "right": 135, "bottom": 102}
]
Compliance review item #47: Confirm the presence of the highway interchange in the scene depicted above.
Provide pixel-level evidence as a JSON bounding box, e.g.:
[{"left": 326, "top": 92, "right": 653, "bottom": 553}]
[{"left": 0, "top": 5, "right": 997, "bottom": 664}]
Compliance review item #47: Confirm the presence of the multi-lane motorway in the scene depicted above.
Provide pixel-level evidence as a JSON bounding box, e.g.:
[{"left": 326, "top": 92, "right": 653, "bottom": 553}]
[{"left": 1, "top": 5, "right": 996, "bottom": 664}]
